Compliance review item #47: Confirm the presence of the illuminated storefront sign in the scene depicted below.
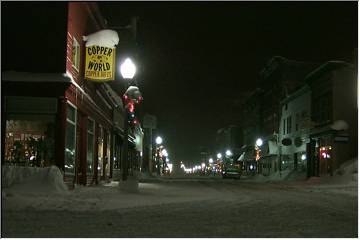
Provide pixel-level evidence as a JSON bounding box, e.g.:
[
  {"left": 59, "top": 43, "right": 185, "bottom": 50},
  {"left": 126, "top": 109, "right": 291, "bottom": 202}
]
[{"left": 85, "top": 45, "right": 116, "bottom": 81}]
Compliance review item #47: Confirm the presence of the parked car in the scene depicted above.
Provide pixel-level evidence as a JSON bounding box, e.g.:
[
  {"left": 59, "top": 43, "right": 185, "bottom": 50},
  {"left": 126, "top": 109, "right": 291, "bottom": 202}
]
[{"left": 222, "top": 162, "right": 242, "bottom": 179}]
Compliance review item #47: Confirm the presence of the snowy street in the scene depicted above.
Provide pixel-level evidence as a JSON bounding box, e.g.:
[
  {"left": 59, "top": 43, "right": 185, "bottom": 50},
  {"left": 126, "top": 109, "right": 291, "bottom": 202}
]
[{"left": 2, "top": 177, "right": 357, "bottom": 237}]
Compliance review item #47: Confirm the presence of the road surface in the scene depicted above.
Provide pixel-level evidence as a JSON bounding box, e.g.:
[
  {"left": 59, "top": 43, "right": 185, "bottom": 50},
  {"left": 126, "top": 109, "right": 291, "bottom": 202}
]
[{"left": 2, "top": 178, "right": 357, "bottom": 237}]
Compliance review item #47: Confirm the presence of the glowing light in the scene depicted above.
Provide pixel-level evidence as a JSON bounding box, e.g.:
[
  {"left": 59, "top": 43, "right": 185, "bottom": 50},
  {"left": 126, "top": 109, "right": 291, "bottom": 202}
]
[
  {"left": 217, "top": 153, "right": 222, "bottom": 159},
  {"left": 201, "top": 163, "right": 206, "bottom": 168},
  {"left": 249, "top": 165, "right": 254, "bottom": 170},
  {"left": 120, "top": 58, "right": 136, "bottom": 79},
  {"left": 155, "top": 136, "right": 163, "bottom": 145},
  {"left": 256, "top": 138, "right": 263, "bottom": 147},
  {"left": 301, "top": 154, "right": 307, "bottom": 161},
  {"left": 162, "top": 149, "right": 168, "bottom": 157},
  {"left": 209, "top": 158, "right": 214, "bottom": 164},
  {"left": 225, "top": 150, "right": 232, "bottom": 156}
]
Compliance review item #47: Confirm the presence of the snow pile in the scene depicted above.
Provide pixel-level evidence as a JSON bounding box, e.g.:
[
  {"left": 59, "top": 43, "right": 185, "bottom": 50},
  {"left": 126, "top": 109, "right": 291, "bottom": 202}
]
[
  {"left": 2, "top": 165, "right": 68, "bottom": 195},
  {"left": 245, "top": 170, "right": 293, "bottom": 183},
  {"left": 83, "top": 29, "right": 119, "bottom": 48},
  {"left": 330, "top": 120, "right": 349, "bottom": 131}
]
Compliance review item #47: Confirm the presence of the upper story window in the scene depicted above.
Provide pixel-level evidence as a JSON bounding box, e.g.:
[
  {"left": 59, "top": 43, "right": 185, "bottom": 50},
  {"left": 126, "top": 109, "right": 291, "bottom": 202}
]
[
  {"left": 72, "top": 38, "right": 80, "bottom": 71},
  {"left": 286, "top": 116, "right": 292, "bottom": 134}
]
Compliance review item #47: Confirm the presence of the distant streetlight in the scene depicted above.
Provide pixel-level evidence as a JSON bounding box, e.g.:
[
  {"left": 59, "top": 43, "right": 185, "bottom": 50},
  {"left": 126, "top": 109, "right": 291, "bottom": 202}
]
[
  {"left": 256, "top": 138, "right": 263, "bottom": 147},
  {"left": 155, "top": 136, "right": 163, "bottom": 175},
  {"left": 120, "top": 58, "right": 136, "bottom": 79},
  {"left": 225, "top": 149, "right": 232, "bottom": 157},
  {"left": 217, "top": 153, "right": 222, "bottom": 159},
  {"left": 162, "top": 149, "right": 168, "bottom": 157},
  {"left": 155, "top": 136, "right": 163, "bottom": 145},
  {"left": 209, "top": 158, "right": 214, "bottom": 164}
]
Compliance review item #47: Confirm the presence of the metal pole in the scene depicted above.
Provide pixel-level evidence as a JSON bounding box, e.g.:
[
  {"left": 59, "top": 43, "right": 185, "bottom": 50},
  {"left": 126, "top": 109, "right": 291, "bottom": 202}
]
[{"left": 121, "top": 106, "right": 129, "bottom": 181}]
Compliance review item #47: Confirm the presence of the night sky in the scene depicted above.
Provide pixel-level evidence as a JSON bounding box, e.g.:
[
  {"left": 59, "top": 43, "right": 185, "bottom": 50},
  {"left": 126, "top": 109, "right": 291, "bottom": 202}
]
[{"left": 99, "top": 2, "right": 357, "bottom": 165}]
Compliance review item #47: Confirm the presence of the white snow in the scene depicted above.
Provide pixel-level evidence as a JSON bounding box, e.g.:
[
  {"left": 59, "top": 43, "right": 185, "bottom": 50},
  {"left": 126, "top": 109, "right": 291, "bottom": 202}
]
[
  {"left": 125, "top": 86, "right": 142, "bottom": 100},
  {"left": 330, "top": 120, "right": 349, "bottom": 131},
  {"left": 2, "top": 160, "right": 357, "bottom": 237},
  {"left": 2, "top": 71, "right": 72, "bottom": 83},
  {"left": 2, "top": 165, "right": 68, "bottom": 196},
  {"left": 83, "top": 29, "right": 119, "bottom": 48}
]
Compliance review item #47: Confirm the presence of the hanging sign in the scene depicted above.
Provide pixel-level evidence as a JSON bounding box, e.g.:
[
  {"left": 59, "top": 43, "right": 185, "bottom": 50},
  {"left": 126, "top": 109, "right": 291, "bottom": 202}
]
[{"left": 84, "top": 45, "right": 116, "bottom": 81}]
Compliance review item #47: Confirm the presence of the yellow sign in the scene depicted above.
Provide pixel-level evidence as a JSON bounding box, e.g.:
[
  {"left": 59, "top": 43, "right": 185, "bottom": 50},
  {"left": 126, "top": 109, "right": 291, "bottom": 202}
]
[{"left": 85, "top": 45, "right": 116, "bottom": 81}]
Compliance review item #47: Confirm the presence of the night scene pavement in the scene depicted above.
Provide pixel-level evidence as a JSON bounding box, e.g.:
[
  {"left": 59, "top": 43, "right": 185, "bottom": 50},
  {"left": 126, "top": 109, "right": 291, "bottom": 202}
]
[{"left": 2, "top": 177, "right": 357, "bottom": 238}]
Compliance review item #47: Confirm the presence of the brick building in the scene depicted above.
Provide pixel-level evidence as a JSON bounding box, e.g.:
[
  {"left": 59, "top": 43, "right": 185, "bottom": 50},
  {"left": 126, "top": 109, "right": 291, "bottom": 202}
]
[{"left": 2, "top": 2, "right": 141, "bottom": 188}]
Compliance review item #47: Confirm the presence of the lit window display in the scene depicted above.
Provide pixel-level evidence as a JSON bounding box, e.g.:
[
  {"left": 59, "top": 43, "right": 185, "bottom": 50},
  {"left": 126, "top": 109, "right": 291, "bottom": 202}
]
[
  {"left": 65, "top": 104, "right": 76, "bottom": 174},
  {"left": 87, "top": 118, "right": 95, "bottom": 174},
  {"left": 4, "top": 119, "right": 55, "bottom": 167}
]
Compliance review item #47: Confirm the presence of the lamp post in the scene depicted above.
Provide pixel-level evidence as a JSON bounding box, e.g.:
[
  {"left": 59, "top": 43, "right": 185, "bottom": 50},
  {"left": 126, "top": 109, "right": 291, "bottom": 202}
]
[
  {"left": 120, "top": 58, "right": 136, "bottom": 181},
  {"left": 155, "top": 136, "right": 162, "bottom": 175}
]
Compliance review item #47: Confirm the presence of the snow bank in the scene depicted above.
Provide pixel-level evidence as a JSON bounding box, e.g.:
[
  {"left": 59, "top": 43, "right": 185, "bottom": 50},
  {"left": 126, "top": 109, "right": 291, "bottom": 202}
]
[
  {"left": 330, "top": 120, "right": 349, "bottom": 131},
  {"left": 2, "top": 165, "right": 68, "bottom": 195},
  {"left": 83, "top": 29, "right": 119, "bottom": 48}
]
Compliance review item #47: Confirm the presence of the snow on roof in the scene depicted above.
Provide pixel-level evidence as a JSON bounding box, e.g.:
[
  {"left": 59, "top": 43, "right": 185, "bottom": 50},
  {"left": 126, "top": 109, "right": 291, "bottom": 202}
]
[
  {"left": 2, "top": 71, "right": 72, "bottom": 83},
  {"left": 83, "top": 29, "right": 119, "bottom": 48}
]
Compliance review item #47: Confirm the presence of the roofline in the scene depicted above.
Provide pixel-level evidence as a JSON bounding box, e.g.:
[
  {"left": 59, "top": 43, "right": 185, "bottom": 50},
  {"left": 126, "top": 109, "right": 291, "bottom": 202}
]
[{"left": 305, "top": 61, "right": 353, "bottom": 83}]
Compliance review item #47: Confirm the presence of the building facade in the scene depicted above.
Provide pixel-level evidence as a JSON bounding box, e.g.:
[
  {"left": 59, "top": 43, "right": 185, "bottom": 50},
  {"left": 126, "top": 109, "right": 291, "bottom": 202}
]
[
  {"left": 306, "top": 61, "right": 357, "bottom": 177},
  {"left": 2, "top": 2, "right": 142, "bottom": 188},
  {"left": 279, "top": 85, "right": 312, "bottom": 173}
]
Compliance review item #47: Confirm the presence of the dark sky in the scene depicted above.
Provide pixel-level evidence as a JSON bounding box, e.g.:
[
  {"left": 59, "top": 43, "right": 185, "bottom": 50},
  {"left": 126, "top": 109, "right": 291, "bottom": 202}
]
[{"left": 99, "top": 1, "right": 357, "bottom": 165}]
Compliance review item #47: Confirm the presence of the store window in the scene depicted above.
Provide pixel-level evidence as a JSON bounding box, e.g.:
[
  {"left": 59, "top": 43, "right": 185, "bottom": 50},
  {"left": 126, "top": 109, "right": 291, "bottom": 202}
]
[
  {"left": 106, "top": 131, "right": 111, "bottom": 177},
  {"left": 98, "top": 126, "right": 104, "bottom": 177},
  {"left": 72, "top": 38, "right": 80, "bottom": 71},
  {"left": 65, "top": 104, "right": 76, "bottom": 174},
  {"left": 87, "top": 118, "right": 95, "bottom": 174},
  {"left": 4, "top": 96, "right": 57, "bottom": 167},
  {"left": 5, "top": 119, "right": 55, "bottom": 167}
]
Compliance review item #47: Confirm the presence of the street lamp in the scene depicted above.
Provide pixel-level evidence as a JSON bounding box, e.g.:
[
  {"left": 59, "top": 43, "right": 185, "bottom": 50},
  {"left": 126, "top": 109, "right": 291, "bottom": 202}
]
[
  {"left": 209, "top": 158, "right": 214, "bottom": 164},
  {"left": 155, "top": 136, "right": 163, "bottom": 145},
  {"left": 217, "top": 153, "right": 222, "bottom": 159},
  {"left": 256, "top": 138, "right": 263, "bottom": 147},
  {"left": 225, "top": 149, "right": 232, "bottom": 157},
  {"left": 155, "top": 136, "right": 163, "bottom": 175},
  {"left": 120, "top": 58, "right": 136, "bottom": 79},
  {"left": 120, "top": 58, "right": 136, "bottom": 182}
]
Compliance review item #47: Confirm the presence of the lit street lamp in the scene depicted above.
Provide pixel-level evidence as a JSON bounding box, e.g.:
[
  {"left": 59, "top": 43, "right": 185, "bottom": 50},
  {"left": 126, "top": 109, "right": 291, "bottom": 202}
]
[
  {"left": 225, "top": 149, "right": 232, "bottom": 157},
  {"left": 217, "top": 153, "right": 222, "bottom": 159},
  {"left": 120, "top": 58, "right": 136, "bottom": 79},
  {"left": 155, "top": 136, "right": 163, "bottom": 175},
  {"left": 120, "top": 58, "right": 137, "bottom": 182},
  {"left": 209, "top": 158, "right": 214, "bottom": 164},
  {"left": 256, "top": 138, "right": 263, "bottom": 147},
  {"left": 155, "top": 136, "right": 163, "bottom": 145}
]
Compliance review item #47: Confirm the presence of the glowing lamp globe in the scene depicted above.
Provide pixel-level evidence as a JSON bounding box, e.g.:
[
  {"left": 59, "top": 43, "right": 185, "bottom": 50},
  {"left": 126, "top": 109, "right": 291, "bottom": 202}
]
[
  {"left": 225, "top": 150, "right": 232, "bottom": 156},
  {"left": 256, "top": 138, "right": 263, "bottom": 147},
  {"left": 120, "top": 58, "right": 136, "bottom": 79},
  {"left": 155, "top": 136, "right": 163, "bottom": 145}
]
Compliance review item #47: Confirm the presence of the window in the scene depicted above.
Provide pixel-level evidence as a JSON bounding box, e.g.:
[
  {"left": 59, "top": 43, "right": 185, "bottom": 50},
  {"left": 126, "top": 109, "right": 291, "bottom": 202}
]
[
  {"left": 283, "top": 119, "right": 286, "bottom": 135},
  {"left": 5, "top": 119, "right": 55, "bottom": 167},
  {"left": 87, "top": 118, "right": 95, "bottom": 174},
  {"left": 295, "top": 113, "right": 300, "bottom": 131},
  {"left": 65, "top": 103, "right": 76, "bottom": 174},
  {"left": 286, "top": 116, "right": 292, "bottom": 134},
  {"left": 72, "top": 38, "right": 80, "bottom": 71},
  {"left": 312, "top": 93, "right": 332, "bottom": 125}
]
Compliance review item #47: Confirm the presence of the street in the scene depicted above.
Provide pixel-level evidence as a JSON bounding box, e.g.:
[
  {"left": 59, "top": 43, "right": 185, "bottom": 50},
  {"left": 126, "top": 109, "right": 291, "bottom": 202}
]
[{"left": 2, "top": 178, "right": 357, "bottom": 237}]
